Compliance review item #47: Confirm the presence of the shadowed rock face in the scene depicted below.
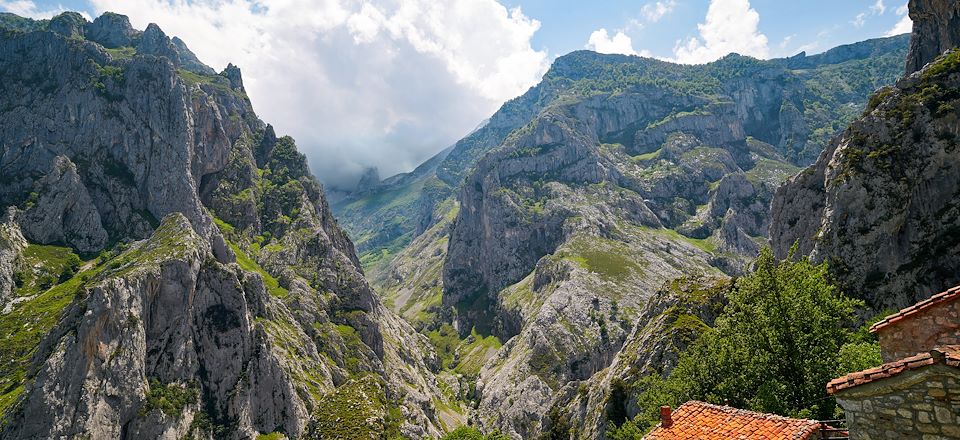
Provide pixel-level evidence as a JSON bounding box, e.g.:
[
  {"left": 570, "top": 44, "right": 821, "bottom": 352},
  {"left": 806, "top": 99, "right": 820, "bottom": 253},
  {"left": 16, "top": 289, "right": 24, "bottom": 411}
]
[
  {"left": 772, "top": 0, "right": 960, "bottom": 309},
  {"left": 771, "top": 52, "right": 960, "bottom": 309},
  {"left": 0, "top": 12, "right": 447, "bottom": 439},
  {"left": 906, "top": 0, "right": 960, "bottom": 74}
]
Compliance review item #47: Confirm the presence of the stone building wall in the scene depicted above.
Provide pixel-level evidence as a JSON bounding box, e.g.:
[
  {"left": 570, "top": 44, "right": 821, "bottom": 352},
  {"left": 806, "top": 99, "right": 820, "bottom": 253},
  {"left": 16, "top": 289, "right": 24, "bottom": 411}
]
[
  {"left": 835, "top": 366, "right": 960, "bottom": 439},
  {"left": 876, "top": 300, "right": 960, "bottom": 362}
]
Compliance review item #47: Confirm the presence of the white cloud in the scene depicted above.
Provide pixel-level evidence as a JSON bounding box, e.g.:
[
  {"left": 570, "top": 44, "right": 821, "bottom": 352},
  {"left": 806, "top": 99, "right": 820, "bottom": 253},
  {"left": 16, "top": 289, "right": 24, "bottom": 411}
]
[
  {"left": 779, "top": 34, "right": 795, "bottom": 50},
  {"left": 851, "top": 12, "right": 867, "bottom": 28},
  {"left": 854, "top": 0, "right": 890, "bottom": 30},
  {"left": 672, "top": 0, "right": 769, "bottom": 64},
  {"left": 871, "top": 0, "right": 886, "bottom": 14},
  {"left": 641, "top": 1, "right": 676, "bottom": 23},
  {"left": 886, "top": 2, "right": 912, "bottom": 36},
  {"left": 0, "top": 0, "right": 90, "bottom": 19},
  {"left": 586, "top": 28, "right": 639, "bottom": 55},
  {"left": 87, "top": 0, "right": 550, "bottom": 188}
]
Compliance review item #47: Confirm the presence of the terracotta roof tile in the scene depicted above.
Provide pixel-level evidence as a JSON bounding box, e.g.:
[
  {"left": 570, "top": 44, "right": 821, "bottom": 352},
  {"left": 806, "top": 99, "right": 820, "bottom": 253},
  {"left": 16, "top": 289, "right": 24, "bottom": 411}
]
[
  {"left": 644, "top": 401, "right": 823, "bottom": 440},
  {"left": 827, "top": 346, "right": 960, "bottom": 394},
  {"left": 870, "top": 285, "right": 960, "bottom": 333}
]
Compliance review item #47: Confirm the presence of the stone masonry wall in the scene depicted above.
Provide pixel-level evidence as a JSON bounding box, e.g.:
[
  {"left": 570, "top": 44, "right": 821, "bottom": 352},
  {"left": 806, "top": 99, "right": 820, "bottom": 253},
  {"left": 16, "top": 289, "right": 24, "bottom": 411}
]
[
  {"left": 836, "top": 366, "right": 960, "bottom": 439},
  {"left": 877, "top": 300, "right": 960, "bottom": 362}
]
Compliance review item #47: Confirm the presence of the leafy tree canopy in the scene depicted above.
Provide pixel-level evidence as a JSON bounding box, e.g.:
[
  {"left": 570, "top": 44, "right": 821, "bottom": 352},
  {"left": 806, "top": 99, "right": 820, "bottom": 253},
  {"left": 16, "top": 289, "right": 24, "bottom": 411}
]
[{"left": 610, "top": 247, "right": 883, "bottom": 437}]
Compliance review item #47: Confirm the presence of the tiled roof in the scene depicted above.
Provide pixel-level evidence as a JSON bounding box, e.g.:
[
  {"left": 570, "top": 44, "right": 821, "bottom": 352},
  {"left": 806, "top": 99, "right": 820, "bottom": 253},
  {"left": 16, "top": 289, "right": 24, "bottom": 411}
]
[
  {"left": 827, "top": 346, "right": 960, "bottom": 394},
  {"left": 644, "top": 401, "right": 822, "bottom": 440},
  {"left": 870, "top": 285, "right": 960, "bottom": 333}
]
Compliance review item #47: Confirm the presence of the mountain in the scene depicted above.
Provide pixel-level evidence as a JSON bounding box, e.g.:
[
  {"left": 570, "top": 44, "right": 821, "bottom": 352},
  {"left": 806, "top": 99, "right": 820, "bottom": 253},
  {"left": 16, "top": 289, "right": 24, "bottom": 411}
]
[
  {"left": 771, "top": 0, "right": 960, "bottom": 310},
  {"left": 333, "top": 37, "right": 911, "bottom": 280},
  {"left": 0, "top": 6, "right": 939, "bottom": 440},
  {"left": 330, "top": 35, "right": 909, "bottom": 438},
  {"left": 443, "top": 46, "right": 913, "bottom": 437},
  {"left": 0, "top": 12, "right": 454, "bottom": 439}
]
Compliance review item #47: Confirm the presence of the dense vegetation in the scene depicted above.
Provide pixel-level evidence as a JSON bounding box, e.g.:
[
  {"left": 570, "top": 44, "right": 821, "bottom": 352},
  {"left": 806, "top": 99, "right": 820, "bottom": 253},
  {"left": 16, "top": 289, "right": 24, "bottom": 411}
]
[
  {"left": 608, "top": 248, "right": 883, "bottom": 437},
  {"left": 438, "top": 426, "right": 509, "bottom": 440}
]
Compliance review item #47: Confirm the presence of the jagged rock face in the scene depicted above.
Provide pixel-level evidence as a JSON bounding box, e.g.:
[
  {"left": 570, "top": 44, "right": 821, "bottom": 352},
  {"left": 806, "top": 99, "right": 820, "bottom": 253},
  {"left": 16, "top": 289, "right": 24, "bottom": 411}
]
[
  {"left": 0, "top": 210, "right": 27, "bottom": 305},
  {"left": 5, "top": 215, "right": 311, "bottom": 439},
  {"left": 905, "top": 0, "right": 960, "bottom": 74},
  {"left": 86, "top": 12, "right": 136, "bottom": 48},
  {"left": 0, "top": 26, "right": 242, "bottom": 247},
  {"left": 18, "top": 156, "right": 109, "bottom": 253},
  {"left": 548, "top": 277, "right": 728, "bottom": 439},
  {"left": 771, "top": 50, "right": 960, "bottom": 309},
  {"left": 443, "top": 77, "right": 794, "bottom": 332},
  {"left": 772, "top": 0, "right": 960, "bottom": 309},
  {"left": 0, "top": 12, "right": 447, "bottom": 439}
]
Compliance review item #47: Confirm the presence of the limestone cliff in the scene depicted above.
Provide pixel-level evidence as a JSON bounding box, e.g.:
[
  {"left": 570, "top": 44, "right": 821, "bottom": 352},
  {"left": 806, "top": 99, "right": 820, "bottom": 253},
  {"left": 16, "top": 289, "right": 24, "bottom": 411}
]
[
  {"left": 771, "top": 0, "right": 960, "bottom": 310},
  {"left": 334, "top": 36, "right": 910, "bottom": 276},
  {"left": 905, "top": 0, "right": 960, "bottom": 75},
  {"left": 0, "top": 12, "right": 446, "bottom": 439}
]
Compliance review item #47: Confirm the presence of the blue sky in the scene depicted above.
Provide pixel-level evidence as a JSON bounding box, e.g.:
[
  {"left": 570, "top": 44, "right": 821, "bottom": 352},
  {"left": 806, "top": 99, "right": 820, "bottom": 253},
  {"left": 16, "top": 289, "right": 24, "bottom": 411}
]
[
  {"left": 0, "top": 0, "right": 914, "bottom": 186},
  {"left": 12, "top": 0, "right": 912, "bottom": 59},
  {"left": 501, "top": 0, "right": 911, "bottom": 60}
]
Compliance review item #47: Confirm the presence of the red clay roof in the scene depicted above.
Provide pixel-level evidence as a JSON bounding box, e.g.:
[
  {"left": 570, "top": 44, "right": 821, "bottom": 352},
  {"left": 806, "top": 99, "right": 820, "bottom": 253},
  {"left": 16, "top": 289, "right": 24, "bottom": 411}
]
[
  {"left": 827, "top": 346, "right": 960, "bottom": 394},
  {"left": 870, "top": 285, "right": 960, "bottom": 333},
  {"left": 644, "top": 401, "right": 822, "bottom": 440}
]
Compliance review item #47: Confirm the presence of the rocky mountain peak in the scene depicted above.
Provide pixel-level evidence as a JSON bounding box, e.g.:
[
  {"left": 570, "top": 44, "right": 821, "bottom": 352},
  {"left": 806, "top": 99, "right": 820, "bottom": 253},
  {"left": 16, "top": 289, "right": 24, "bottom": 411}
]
[
  {"left": 86, "top": 11, "right": 135, "bottom": 48},
  {"left": 47, "top": 11, "right": 86, "bottom": 38},
  {"left": 357, "top": 166, "right": 381, "bottom": 191},
  {"left": 222, "top": 62, "right": 245, "bottom": 91},
  {"left": 905, "top": 0, "right": 960, "bottom": 74},
  {"left": 137, "top": 22, "right": 181, "bottom": 65}
]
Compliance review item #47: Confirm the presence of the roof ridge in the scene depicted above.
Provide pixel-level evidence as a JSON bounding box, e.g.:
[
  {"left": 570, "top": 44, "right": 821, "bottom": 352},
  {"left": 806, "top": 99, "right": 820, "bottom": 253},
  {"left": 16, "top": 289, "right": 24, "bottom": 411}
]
[
  {"left": 683, "top": 400, "right": 820, "bottom": 424},
  {"left": 827, "top": 345, "right": 960, "bottom": 394},
  {"left": 869, "top": 284, "right": 960, "bottom": 333}
]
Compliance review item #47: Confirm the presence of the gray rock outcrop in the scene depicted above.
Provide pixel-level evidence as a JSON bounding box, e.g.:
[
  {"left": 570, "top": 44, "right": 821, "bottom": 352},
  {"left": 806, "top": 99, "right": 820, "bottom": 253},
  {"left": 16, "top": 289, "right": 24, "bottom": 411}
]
[
  {"left": 0, "top": 209, "right": 26, "bottom": 306},
  {"left": 86, "top": 12, "right": 136, "bottom": 48},
  {"left": 905, "top": 0, "right": 960, "bottom": 74},
  {"left": 0, "top": 12, "right": 448, "bottom": 439},
  {"left": 18, "top": 156, "right": 108, "bottom": 253},
  {"left": 771, "top": 0, "right": 960, "bottom": 310}
]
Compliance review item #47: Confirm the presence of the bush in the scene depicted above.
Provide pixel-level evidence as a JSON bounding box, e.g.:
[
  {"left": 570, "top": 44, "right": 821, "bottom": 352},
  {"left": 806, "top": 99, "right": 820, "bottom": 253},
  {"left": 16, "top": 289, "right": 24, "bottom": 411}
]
[{"left": 439, "top": 426, "right": 509, "bottom": 440}]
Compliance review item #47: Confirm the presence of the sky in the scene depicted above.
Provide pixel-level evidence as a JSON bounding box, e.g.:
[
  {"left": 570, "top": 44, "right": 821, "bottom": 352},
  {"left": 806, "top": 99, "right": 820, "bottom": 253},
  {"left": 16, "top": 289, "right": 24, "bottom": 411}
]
[{"left": 0, "top": 0, "right": 914, "bottom": 188}]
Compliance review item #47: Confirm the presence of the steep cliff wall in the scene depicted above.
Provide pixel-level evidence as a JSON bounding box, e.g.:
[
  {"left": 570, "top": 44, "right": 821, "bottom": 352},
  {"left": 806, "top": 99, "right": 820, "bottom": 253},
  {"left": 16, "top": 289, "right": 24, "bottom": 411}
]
[
  {"left": 0, "top": 12, "right": 447, "bottom": 439},
  {"left": 905, "top": 0, "right": 960, "bottom": 74},
  {"left": 772, "top": 0, "right": 960, "bottom": 310}
]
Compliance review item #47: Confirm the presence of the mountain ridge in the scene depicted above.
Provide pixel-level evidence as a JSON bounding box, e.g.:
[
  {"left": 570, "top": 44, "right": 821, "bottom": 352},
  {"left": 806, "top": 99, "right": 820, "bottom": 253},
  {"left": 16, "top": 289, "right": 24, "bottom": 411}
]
[
  {"left": 333, "top": 34, "right": 910, "bottom": 275},
  {"left": 0, "top": 11, "right": 452, "bottom": 438},
  {"left": 350, "top": 31, "right": 910, "bottom": 439}
]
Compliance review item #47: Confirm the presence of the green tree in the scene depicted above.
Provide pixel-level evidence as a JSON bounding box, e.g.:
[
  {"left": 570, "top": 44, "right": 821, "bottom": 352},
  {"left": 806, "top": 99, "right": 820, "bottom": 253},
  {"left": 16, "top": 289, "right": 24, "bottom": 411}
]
[
  {"left": 620, "top": 247, "right": 865, "bottom": 434},
  {"left": 439, "top": 426, "right": 509, "bottom": 440}
]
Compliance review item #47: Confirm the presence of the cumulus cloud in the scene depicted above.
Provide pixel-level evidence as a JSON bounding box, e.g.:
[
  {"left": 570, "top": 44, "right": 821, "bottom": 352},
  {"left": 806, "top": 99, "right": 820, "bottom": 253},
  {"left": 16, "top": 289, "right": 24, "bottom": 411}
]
[
  {"left": 886, "top": 3, "right": 912, "bottom": 36},
  {"left": 0, "top": 0, "right": 90, "bottom": 19},
  {"left": 641, "top": 0, "right": 676, "bottom": 23},
  {"left": 85, "top": 0, "right": 549, "bottom": 188},
  {"left": 672, "top": 0, "right": 769, "bottom": 64},
  {"left": 586, "top": 28, "right": 642, "bottom": 55}
]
